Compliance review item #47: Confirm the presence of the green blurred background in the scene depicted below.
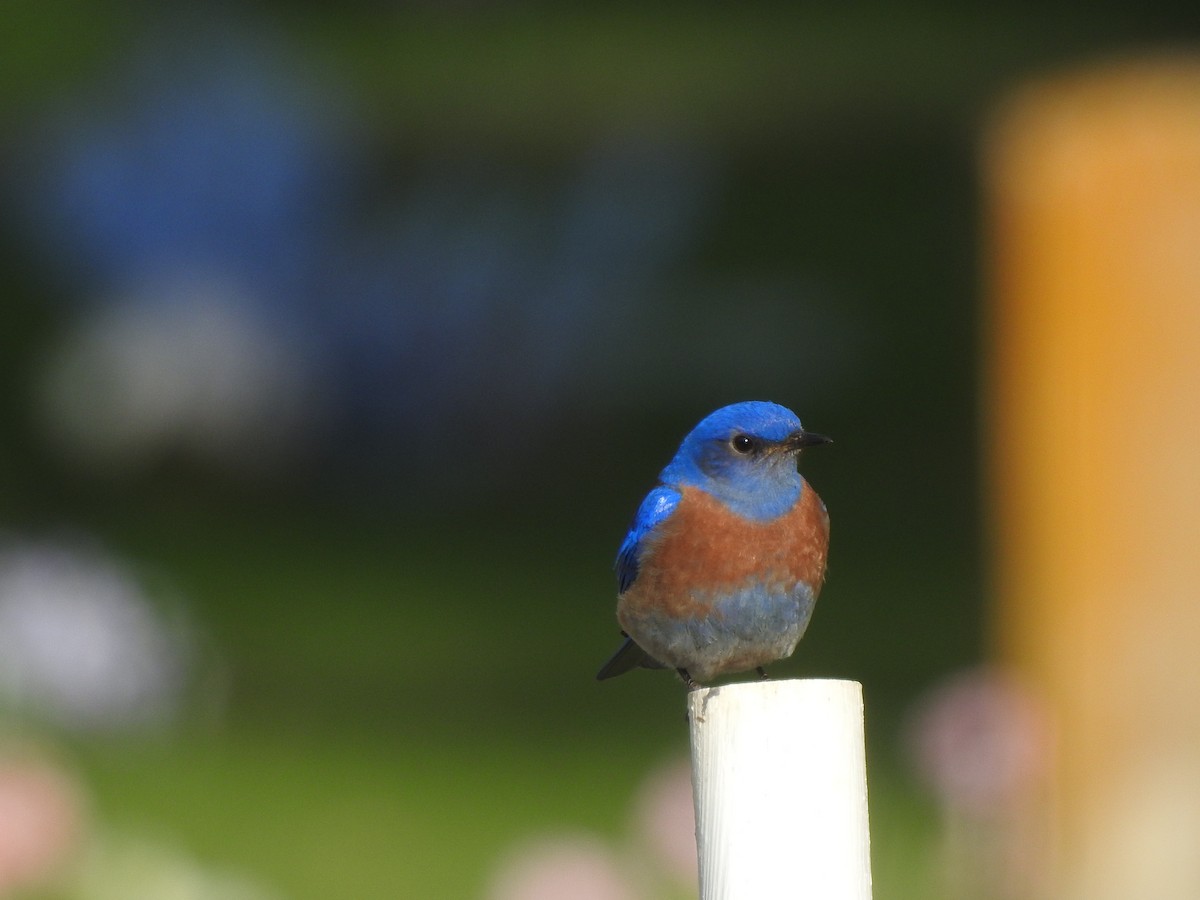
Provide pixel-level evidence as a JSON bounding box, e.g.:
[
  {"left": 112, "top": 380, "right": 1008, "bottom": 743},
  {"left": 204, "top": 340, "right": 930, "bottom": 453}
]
[{"left": 0, "top": 3, "right": 1196, "bottom": 898}]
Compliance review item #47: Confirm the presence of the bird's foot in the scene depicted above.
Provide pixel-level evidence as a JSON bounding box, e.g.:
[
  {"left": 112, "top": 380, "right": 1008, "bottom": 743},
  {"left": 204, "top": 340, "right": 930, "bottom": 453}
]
[
  {"left": 677, "top": 668, "right": 700, "bottom": 690},
  {"left": 756, "top": 667, "right": 770, "bottom": 680}
]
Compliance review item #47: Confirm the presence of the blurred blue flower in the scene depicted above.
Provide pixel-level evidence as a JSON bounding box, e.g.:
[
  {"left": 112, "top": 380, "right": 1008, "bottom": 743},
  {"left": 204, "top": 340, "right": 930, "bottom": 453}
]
[
  {"left": 11, "top": 18, "right": 716, "bottom": 489},
  {"left": 19, "top": 24, "right": 347, "bottom": 299}
]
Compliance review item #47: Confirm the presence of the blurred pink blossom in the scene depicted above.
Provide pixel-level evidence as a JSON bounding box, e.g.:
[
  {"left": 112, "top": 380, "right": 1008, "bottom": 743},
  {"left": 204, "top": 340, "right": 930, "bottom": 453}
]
[
  {"left": 485, "top": 834, "right": 639, "bottom": 900},
  {"left": 905, "top": 665, "right": 1053, "bottom": 815},
  {"left": 630, "top": 758, "right": 697, "bottom": 890},
  {"left": 905, "top": 666, "right": 1056, "bottom": 900},
  {"left": 0, "top": 755, "right": 85, "bottom": 893}
]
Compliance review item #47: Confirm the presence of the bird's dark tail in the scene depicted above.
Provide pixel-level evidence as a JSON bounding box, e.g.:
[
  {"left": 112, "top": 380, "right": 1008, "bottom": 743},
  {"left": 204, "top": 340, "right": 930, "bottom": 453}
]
[{"left": 596, "top": 634, "right": 665, "bottom": 680}]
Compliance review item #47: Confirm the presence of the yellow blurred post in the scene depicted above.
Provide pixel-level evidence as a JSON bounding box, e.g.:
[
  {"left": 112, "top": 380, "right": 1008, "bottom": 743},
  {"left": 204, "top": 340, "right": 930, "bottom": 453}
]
[{"left": 985, "top": 59, "right": 1200, "bottom": 900}]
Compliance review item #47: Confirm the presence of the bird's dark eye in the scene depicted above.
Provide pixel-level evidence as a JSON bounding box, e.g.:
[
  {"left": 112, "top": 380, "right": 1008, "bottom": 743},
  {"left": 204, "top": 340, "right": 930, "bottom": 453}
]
[{"left": 731, "top": 434, "right": 755, "bottom": 454}]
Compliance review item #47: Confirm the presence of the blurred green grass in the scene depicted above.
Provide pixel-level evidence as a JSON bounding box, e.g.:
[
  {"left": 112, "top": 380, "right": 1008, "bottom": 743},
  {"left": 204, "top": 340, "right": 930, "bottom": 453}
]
[
  {"left": 47, "top": 496, "right": 956, "bottom": 899},
  {"left": 75, "top": 733, "right": 941, "bottom": 898},
  {"left": 77, "top": 730, "right": 660, "bottom": 898}
]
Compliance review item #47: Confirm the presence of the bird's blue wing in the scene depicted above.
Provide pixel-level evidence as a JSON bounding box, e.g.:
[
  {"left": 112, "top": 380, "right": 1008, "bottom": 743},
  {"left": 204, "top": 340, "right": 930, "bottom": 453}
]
[{"left": 615, "top": 485, "right": 681, "bottom": 594}]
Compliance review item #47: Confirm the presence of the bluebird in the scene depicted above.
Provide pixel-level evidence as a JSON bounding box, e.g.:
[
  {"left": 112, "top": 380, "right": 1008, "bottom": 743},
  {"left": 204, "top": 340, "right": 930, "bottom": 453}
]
[{"left": 596, "top": 401, "right": 830, "bottom": 688}]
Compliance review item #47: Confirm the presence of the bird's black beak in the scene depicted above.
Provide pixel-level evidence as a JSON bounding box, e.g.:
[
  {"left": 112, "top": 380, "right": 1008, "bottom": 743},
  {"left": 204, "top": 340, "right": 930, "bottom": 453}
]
[{"left": 785, "top": 430, "right": 832, "bottom": 452}]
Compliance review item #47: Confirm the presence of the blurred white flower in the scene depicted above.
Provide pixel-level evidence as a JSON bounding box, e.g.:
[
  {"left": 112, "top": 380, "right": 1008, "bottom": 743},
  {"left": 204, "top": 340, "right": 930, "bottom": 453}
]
[
  {"left": 0, "top": 539, "right": 192, "bottom": 731},
  {"left": 37, "top": 273, "right": 319, "bottom": 475}
]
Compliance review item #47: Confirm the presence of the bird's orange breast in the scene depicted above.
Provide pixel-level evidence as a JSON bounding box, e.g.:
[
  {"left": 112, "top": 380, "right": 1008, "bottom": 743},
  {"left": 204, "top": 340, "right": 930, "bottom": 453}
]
[{"left": 619, "top": 481, "right": 829, "bottom": 621}]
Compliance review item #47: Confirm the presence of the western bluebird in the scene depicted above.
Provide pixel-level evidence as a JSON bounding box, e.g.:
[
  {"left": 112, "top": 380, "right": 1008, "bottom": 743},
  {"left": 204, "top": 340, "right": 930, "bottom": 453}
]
[{"left": 596, "top": 401, "right": 830, "bottom": 688}]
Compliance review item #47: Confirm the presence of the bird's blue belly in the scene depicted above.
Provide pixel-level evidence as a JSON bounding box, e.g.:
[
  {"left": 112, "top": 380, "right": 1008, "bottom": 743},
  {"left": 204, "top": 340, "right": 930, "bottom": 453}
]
[{"left": 623, "top": 580, "right": 817, "bottom": 682}]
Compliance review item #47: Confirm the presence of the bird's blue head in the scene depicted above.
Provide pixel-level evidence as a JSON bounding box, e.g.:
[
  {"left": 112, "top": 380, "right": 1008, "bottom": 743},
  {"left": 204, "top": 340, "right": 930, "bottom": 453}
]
[{"left": 659, "top": 401, "right": 830, "bottom": 520}]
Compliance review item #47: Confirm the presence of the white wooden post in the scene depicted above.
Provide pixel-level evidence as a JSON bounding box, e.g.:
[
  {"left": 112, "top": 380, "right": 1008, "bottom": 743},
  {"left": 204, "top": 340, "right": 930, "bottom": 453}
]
[{"left": 687, "top": 678, "right": 872, "bottom": 899}]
